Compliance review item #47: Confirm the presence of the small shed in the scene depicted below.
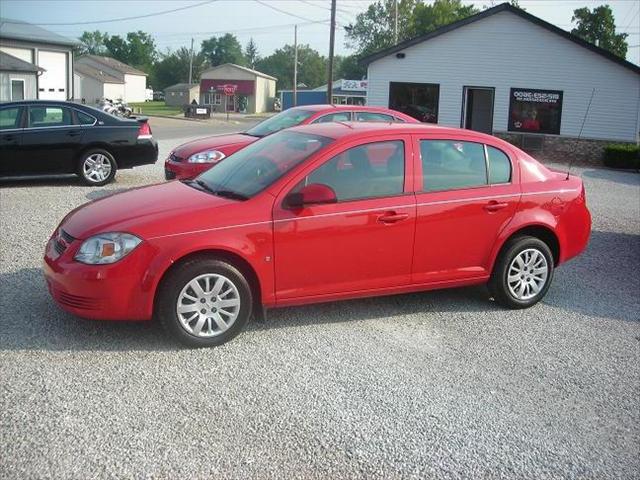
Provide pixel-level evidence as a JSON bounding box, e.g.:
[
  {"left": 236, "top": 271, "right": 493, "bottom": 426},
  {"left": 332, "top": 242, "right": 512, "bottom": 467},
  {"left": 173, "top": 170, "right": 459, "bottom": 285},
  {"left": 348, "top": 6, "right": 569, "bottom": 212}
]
[
  {"left": 164, "top": 83, "right": 200, "bottom": 106},
  {"left": 0, "top": 50, "right": 43, "bottom": 101}
]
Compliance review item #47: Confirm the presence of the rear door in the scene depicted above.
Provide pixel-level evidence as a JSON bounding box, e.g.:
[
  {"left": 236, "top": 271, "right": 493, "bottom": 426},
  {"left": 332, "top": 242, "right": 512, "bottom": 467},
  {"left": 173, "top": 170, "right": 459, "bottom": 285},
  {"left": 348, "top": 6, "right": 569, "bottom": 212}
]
[
  {"left": 0, "top": 106, "right": 25, "bottom": 176},
  {"left": 411, "top": 135, "right": 520, "bottom": 284},
  {"left": 21, "top": 105, "right": 83, "bottom": 174}
]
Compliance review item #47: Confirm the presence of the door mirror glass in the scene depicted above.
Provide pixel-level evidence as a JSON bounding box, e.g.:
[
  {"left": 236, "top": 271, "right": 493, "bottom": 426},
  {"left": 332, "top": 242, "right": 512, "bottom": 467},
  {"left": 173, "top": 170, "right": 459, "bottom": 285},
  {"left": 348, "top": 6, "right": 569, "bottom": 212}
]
[{"left": 285, "top": 183, "right": 337, "bottom": 209}]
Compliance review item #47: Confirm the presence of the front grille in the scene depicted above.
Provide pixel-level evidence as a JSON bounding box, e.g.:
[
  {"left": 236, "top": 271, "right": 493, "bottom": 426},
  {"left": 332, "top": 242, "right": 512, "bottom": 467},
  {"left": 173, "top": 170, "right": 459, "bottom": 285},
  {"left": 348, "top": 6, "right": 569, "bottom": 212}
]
[
  {"left": 53, "top": 229, "right": 75, "bottom": 256},
  {"left": 170, "top": 153, "right": 183, "bottom": 163}
]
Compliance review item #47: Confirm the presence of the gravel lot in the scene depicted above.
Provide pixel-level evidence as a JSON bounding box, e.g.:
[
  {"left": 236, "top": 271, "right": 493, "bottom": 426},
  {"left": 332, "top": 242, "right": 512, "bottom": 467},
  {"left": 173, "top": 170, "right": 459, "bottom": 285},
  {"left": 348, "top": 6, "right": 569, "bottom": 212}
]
[{"left": 1, "top": 119, "right": 638, "bottom": 479}]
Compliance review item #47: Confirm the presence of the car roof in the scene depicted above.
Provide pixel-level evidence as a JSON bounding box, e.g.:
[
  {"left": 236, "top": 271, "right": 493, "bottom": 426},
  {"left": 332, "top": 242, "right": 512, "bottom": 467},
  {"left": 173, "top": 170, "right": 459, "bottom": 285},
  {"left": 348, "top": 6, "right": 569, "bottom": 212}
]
[{"left": 291, "top": 104, "right": 404, "bottom": 114}]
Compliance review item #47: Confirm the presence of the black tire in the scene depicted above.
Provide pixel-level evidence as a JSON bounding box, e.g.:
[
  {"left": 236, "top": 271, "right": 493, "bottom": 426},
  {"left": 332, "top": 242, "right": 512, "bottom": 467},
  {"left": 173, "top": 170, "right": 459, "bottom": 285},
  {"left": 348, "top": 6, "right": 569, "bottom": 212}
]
[
  {"left": 77, "top": 149, "right": 117, "bottom": 186},
  {"left": 488, "top": 235, "right": 554, "bottom": 309},
  {"left": 155, "top": 257, "right": 253, "bottom": 348}
]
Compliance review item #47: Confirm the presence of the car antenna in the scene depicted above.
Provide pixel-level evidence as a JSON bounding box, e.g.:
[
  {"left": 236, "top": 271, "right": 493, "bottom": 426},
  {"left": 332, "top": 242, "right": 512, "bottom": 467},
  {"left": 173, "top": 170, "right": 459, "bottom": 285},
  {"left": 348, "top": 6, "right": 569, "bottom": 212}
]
[{"left": 567, "top": 88, "right": 596, "bottom": 180}]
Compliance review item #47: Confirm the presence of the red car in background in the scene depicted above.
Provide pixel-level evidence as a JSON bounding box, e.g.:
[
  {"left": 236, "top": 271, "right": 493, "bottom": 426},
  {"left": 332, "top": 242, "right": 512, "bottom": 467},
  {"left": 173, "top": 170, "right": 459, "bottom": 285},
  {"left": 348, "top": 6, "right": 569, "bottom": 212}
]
[
  {"left": 164, "top": 104, "right": 417, "bottom": 180},
  {"left": 45, "top": 122, "right": 591, "bottom": 348}
]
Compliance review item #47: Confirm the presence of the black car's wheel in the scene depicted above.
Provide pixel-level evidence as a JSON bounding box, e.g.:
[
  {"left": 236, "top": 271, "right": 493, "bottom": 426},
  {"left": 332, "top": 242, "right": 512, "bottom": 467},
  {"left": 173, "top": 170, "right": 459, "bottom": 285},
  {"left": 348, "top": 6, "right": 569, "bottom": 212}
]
[
  {"left": 489, "top": 235, "right": 554, "bottom": 309},
  {"left": 155, "top": 257, "right": 253, "bottom": 348},
  {"left": 78, "top": 149, "right": 117, "bottom": 186}
]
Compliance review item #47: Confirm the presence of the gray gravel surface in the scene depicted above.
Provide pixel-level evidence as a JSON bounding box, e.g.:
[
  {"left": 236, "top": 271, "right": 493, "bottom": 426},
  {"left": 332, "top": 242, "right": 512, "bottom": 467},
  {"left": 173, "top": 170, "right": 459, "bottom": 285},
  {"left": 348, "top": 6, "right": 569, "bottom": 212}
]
[{"left": 1, "top": 124, "right": 638, "bottom": 479}]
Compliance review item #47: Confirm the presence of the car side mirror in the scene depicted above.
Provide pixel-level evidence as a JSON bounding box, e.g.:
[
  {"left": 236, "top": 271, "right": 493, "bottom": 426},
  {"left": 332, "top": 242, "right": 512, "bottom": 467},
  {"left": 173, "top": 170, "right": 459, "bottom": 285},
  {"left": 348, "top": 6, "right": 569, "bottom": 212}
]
[{"left": 284, "top": 183, "right": 337, "bottom": 209}]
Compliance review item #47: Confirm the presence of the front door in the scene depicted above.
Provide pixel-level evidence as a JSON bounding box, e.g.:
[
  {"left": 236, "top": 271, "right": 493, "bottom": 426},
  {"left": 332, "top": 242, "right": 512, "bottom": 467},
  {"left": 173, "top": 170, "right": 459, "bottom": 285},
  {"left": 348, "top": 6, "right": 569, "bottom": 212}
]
[
  {"left": 463, "top": 87, "right": 494, "bottom": 134},
  {"left": 21, "top": 105, "right": 83, "bottom": 174},
  {"left": 411, "top": 136, "right": 520, "bottom": 284},
  {"left": 273, "top": 136, "right": 416, "bottom": 301}
]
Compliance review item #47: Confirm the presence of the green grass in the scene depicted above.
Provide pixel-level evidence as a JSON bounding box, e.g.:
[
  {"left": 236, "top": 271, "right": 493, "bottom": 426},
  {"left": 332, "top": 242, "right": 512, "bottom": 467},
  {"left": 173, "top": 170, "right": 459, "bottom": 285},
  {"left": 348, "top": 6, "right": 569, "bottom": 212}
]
[{"left": 130, "top": 101, "right": 183, "bottom": 117}]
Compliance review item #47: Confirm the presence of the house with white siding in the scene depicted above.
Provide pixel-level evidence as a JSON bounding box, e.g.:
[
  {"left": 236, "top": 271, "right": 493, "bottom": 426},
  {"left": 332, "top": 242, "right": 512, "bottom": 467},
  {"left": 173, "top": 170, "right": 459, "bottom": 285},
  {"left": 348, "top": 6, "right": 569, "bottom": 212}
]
[
  {"left": 75, "top": 55, "right": 147, "bottom": 103},
  {"left": 0, "top": 17, "right": 76, "bottom": 101},
  {"left": 361, "top": 3, "right": 640, "bottom": 164}
]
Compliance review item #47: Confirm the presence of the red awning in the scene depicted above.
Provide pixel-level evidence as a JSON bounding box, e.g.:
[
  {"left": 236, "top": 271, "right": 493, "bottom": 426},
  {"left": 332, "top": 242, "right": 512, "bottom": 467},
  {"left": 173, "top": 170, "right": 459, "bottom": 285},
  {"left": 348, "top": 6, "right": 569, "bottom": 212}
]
[{"left": 201, "top": 79, "right": 255, "bottom": 95}]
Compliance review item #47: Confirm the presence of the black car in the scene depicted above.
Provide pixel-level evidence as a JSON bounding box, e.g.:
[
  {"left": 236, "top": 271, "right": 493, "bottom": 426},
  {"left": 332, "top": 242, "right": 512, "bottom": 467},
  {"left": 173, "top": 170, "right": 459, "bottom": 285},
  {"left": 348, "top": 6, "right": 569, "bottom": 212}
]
[{"left": 0, "top": 100, "right": 158, "bottom": 186}]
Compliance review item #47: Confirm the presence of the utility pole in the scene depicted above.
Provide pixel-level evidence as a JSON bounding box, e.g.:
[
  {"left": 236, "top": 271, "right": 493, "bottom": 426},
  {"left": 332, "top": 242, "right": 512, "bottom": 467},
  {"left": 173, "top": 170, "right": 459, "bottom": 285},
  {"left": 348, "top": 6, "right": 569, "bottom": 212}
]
[
  {"left": 394, "top": 0, "right": 398, "bottom": 43},
  {"left": 293, "top": 24, "right": 298, "bottom": 107},
  {"left": 327, "top": 0, "right": 336, "bottom": 105},
  {"left": 188, "top": 37, "right": 194, "bottom": 84}
]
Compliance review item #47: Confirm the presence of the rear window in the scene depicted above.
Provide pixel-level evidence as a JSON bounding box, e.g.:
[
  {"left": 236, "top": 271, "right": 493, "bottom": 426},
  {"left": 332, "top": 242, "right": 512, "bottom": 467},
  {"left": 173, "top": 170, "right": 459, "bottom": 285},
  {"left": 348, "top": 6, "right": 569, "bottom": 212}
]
[
  {"left": 28, "top": 106, "right": 72, "bottom": 127},
  {"left": 420, "top": 140, "right": 487, "bottom": 192},
  {"left": 76, "top": 111, "right": 96, "bottom": 125},
  {"left": 487, "top": 146, "right": 512, "bottom": 184}
]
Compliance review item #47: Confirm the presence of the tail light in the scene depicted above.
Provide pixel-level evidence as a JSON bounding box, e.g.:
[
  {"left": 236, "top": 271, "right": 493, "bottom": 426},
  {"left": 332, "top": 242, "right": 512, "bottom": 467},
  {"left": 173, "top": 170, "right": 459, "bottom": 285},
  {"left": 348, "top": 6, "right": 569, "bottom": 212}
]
[{"left": 138, "top": 121, "right": 152, "bottom": 139}]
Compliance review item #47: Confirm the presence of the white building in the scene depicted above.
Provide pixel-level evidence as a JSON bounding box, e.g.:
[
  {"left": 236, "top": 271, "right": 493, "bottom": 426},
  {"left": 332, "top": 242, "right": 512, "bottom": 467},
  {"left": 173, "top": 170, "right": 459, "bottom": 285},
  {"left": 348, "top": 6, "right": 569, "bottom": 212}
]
[
  {"left": 362, "top": 3, "right": 640, "bottom": 164},
  {"left": 73, "top": 63, "right": 124, "bottom": 105},
  {"left": 0, "top": 17, "right": 76, "bottom": 101},
  {"left": 75, "top": 55, "right": 147, "bottom": 103}
]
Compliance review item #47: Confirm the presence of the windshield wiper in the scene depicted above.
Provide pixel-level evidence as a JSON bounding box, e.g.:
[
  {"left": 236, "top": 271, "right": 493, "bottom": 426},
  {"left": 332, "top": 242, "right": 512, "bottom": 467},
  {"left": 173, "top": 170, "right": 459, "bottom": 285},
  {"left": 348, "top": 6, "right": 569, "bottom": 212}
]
[{"left": 212, "top": 189, "right": 249, "bottom": 201}]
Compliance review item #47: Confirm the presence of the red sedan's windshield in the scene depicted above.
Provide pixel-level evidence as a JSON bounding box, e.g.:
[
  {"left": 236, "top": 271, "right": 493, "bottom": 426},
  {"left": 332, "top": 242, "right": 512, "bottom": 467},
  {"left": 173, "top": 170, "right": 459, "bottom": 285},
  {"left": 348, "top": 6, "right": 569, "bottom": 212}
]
[
  {"left": 245, "top": 108, "right": 315, "bottom": 137},
  {"left": 194, "top": 131, "right": 333, "bottom": 199}
]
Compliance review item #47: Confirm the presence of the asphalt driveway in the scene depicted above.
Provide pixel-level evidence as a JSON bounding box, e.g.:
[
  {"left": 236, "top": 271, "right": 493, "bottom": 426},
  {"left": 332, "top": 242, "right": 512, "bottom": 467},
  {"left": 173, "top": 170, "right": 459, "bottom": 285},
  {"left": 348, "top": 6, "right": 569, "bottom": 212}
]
[{"left": 0, "top": 124, "right": 638, "bottom": 479}]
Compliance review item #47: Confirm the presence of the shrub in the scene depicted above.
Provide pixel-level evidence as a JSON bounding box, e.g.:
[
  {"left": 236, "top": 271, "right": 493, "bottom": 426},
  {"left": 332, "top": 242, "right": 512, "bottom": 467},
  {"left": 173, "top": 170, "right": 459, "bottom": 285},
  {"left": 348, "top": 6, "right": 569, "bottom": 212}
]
[{"left": 603, "top": 143, "right": 639, "bottom": 169}]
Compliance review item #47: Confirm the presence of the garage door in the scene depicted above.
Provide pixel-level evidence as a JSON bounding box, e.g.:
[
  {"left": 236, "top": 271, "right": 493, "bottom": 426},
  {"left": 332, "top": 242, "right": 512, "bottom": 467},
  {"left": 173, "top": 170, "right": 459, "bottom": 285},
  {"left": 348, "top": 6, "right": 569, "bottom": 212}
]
[{"left": 38, "top": 50, "right": 68, "bottom": 100}]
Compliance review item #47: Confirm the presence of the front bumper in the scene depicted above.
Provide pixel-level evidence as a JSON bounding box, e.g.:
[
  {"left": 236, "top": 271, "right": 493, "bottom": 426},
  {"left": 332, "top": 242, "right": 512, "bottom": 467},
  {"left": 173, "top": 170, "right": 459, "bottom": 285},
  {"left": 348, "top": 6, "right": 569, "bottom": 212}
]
[
  {"left": 43, "top": 233, "right": 156, "bottom": 321},
  {"left": 164, "top": 158, "right": 212, "bottom": 180}
]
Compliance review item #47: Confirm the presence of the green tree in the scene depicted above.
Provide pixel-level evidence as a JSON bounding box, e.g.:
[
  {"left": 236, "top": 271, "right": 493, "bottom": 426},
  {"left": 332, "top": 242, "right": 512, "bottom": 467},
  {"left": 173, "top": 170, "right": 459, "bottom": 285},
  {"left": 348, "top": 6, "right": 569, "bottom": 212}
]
[
  {"left": 334, "top": 54, "right": 367, "bottom": 80},
  {"left": 75, "top": 30, "right": 109, "bottom": 56},
  {"left": 345, "top": 0, "right": 479, "bottom": 56},
  {"left": 245, "top": 38, "right": 259, "bottom": 69},
  {"left": 571, "top": 5, "right": 628, "bottom": 58},
  {"left": 104, "top": 31, "right": 157, "bottom": 72},
  {"left": 152, "top": 47, "right": 206, "bottom": 91},
  {"left": 256, "top": 44, "right": 326, "bottom": 90},
  {"left": 200, "top": 33, "right": 246, "bottom": 67},
  {"left": 410, "top": 0, "right": 478, "bottom": 36}
]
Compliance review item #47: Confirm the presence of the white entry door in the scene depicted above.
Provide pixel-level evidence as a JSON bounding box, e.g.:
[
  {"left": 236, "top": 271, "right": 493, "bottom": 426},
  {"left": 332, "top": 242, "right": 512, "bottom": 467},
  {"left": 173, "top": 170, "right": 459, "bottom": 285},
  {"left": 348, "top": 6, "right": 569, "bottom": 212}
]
[{"left": 38, "top": 50, "right": 68, "bottom": 100}]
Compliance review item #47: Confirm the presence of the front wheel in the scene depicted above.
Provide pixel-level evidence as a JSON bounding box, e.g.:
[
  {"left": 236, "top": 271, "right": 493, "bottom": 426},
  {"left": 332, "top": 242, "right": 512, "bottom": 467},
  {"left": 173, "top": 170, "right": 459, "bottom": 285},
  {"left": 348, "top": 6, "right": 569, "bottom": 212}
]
[
  {"left": 78, "top": 149, "right": 117, "bottom": 186},
  {"left": 489, "top": 236, "right": 554, "bottom": 309},
  {"left": 156, "top": 257, "right": 253, "bottom": 347}
]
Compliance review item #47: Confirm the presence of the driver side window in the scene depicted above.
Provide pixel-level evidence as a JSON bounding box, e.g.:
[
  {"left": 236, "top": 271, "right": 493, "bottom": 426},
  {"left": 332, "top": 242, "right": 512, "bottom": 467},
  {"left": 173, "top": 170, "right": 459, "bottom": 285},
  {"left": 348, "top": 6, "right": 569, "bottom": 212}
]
[{"left": 298, "top": 140, "right": 405, "bottom": 202}]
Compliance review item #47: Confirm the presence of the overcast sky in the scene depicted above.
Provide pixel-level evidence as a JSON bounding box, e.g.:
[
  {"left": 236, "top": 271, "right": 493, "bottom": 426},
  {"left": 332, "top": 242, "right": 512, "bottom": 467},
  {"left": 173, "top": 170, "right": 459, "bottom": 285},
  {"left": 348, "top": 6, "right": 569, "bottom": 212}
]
[{"left": 1, "top": 0, "right": 638, "bottom": 64}]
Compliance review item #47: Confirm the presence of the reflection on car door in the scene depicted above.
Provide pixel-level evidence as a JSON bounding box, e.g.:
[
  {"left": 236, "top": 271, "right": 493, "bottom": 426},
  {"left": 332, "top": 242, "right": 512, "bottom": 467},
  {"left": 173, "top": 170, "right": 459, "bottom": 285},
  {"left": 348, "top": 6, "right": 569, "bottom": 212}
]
[
  {"left": 273, "top": 135, "right": 417, "bottom": 301},
  {"left": 0, "top": 106, "right": 25, "bottom": 176},
  {"left": 20, "top": 105, "right": 83, "bottom": 174},
  {"left": 411, "top": 136, "right": 520, "bottom": 284}
]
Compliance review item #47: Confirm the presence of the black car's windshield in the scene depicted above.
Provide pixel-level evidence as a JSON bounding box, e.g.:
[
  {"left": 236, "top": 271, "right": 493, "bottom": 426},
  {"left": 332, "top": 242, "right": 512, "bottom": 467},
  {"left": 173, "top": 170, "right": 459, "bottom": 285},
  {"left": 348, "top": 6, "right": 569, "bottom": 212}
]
[
  {"left": 194, "top": 130, "right": 333, "bottom": 199},
  {"left": 245, "top": 108, "right": 315, "bottom": 137}
]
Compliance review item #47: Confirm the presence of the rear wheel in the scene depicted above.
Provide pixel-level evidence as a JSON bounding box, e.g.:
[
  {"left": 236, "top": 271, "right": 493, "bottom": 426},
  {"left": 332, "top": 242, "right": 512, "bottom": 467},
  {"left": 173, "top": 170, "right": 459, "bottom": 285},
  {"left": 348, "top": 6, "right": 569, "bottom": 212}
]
[
  {"left": 489, "top": 235, "right": 554, "bottom": 309},
  {"left": 78, "top": 149, "right": 117, "bottom": 186},
  {"left": 156, "top": 257, "right": 253, "bottom": 347}
]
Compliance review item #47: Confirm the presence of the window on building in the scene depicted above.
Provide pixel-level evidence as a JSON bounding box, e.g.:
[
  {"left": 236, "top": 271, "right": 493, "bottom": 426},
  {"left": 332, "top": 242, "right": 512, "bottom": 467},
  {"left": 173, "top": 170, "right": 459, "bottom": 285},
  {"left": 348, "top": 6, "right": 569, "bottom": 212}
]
[
  {"left": 299, "top": 140, "right": 405, "bottom": 201},
  {"left": 0, "top": 107, "right": 21, "bottom": 129},
  {"left": 355, "top": 112, "right": 395, "bottom": 122},
  {"left": 10, "top": 80, "right": 25, "bottom": 101},
  {"left": 487, "top": 146, "right": 511, "bottom": 184},
  {"left": 389, "top": 82, "right": 439, "bottom": 124},
  {"left": 28, "top": 106, "right": 72, "bottom": 128},
  {"left": 508, "top": 88, "right": 563, "bottom": 135},
  {"left": 313, "top": 112, "right": 351, "bottom": 123},
  {"left": 420, "top": 140, "right": 487, "bottom": 192}
]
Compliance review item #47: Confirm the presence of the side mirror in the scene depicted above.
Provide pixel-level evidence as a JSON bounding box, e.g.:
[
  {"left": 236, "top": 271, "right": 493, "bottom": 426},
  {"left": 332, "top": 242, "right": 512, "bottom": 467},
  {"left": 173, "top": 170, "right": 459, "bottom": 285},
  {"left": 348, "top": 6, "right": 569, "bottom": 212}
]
[{"left": 284, "top": 183, "right": 337, "bottom": 209}]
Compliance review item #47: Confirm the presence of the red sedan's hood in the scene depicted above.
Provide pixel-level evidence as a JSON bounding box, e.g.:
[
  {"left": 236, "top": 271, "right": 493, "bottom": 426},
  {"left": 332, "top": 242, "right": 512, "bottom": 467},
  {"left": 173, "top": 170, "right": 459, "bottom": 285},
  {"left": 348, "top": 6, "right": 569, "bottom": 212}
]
[
  {"left": 172, "top": 133, "right": 257, "bottom": 159},
  {"left": 62, "top": 181, "right": 238, "bottom": 240}
]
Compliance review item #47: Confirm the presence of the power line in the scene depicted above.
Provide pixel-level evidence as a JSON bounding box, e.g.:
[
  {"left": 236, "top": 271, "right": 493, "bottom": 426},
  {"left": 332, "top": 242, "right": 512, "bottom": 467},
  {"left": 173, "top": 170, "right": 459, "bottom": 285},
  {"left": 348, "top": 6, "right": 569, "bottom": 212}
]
[
  {"left": 254, "top": 0, "right": 328, "bottom": 24},
  {"left": 0, "top": 0, "right": 218, "bottom": 26}
]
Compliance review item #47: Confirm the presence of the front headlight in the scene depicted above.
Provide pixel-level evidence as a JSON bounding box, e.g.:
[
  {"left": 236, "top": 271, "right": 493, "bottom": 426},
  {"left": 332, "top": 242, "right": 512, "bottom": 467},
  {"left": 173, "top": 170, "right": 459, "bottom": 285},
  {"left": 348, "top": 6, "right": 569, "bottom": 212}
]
[
  {"left": 74, "top": 232, "right": 142, "bottom": 265},
  {"left": 187, "top": 150, "right": 226, "bottom": 163}
]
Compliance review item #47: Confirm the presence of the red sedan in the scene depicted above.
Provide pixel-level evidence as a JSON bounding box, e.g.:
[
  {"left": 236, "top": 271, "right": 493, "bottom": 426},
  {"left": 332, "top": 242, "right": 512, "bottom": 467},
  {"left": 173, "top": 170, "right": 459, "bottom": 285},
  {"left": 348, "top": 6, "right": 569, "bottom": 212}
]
[
  {"left": 44, "top": 122, "right": 591, "bottom": 347},
  {"left": 164, "top": 105, "right": 417, "bottom": 180}
]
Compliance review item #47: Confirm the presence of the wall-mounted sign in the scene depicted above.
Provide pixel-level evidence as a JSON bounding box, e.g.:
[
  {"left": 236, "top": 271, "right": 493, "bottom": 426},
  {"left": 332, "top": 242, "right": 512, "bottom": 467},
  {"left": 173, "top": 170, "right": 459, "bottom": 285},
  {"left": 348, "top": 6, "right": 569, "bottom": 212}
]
[
  {"left": 341, "top": 79, "right": 368, "bottom": 91},
  {"left": 508, "top": 88, "right": 563, "bottom": 135},
  {"left": 221, "top": 84, "right": 238, "bottom": 96}
]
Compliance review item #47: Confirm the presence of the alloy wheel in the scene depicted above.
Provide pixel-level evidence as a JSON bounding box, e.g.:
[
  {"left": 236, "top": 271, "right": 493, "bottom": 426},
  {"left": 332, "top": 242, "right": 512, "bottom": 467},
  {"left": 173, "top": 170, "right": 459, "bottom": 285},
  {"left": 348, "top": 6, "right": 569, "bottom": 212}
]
[
  {"left": 507, "top": 248, "right": 549, "bottom": 300},
  {"left": 83, "top": 153, "right": 112, "bottom": 183},
  {"left": 176, "top": 273, "right": 241, "bottom": 337}
]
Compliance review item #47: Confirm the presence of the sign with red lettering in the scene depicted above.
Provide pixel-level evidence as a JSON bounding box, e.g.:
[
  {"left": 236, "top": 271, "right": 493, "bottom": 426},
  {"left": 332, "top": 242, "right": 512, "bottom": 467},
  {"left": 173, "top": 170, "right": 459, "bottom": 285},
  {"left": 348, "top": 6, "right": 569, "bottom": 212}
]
[{"left": 222, "top": 84, "right": 238, "bottom": 96}]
